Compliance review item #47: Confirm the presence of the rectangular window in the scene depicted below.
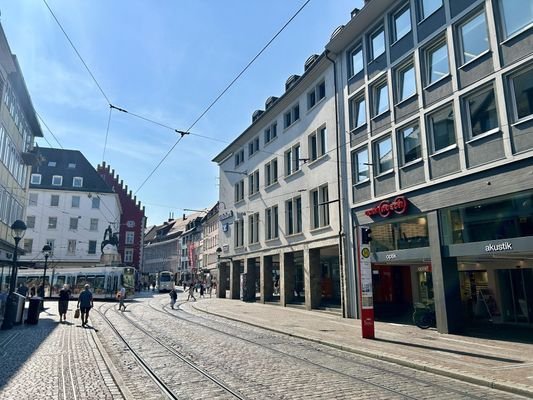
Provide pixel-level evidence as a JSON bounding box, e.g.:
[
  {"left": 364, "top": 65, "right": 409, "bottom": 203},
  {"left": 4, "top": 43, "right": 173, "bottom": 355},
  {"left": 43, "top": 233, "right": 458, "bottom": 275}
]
[
  {"left": 30, "top": 174, "right": 41, "bottom": 184},
  {"left": 87, "top": 240, "right": 96, "bottom": 254},
  {"left": 48, "top": 216, "right": 57, "bottom": 229},
  {"left": 264, "top": 122, "right": 278, "bottom": 144},
  {"left": 248, "top": 213, "right": 259, "bottom": 244},
  {"left": 427, "top": 41, "right": 449, "bottom": 85},
  {"left": 265, "top": 205, "right": 279, "bottom": 240},
  {"left": 67, "top": 239, "right": 76, "bottom": 254},
  {"left": 234, "top": 180, "right": 245, "bottom": 202},
  {"left": 399, "top": 124, "right": 422, "bottom": 164},
  {"left": 428, "top": 106, "right": 456, "bottom": 152},
  {"left": 234, "top": 149, "right": 244, "bottom": 167},
  {"left": 511, "top": 68, "right": 533, "bottom": 120},
  {"left": 265, "top": 158, "right": 278, "bottom": 186},
  {"left": 349, "top": 95, "right": 366, "bottom": 130},
  {"left": 69, "top": 217, "right": 79, "bottom": 230},
  {"left": 50, "top": 195, "right": 59, "bottom": 207},
  {"left": 72, "top": 177, "right": 83, "bottom": 188},
  {"left": 46, "top": 239, "right": 55, "bottom": 255},
  {"left": 234, "top": 219, "right": 244, "bottom": 247},
  {"left": 286, "top": 196, "right": 302, "bottom": 235},
  {"left": 373, "top": 82, "right": 389, "bottom": 117},
  {"left": 308, "top": 126, "right": 327, "bottom": 162},
  {"left": 248, "top": 170, "right": 260, "bottom": 196},
  {"left": 23, "top": 238, "right": 33, "bottom": 254},
  {"left": 307, "top": 80, "right": 326, "bottom": 110},
  {"left": 124, "top": 249, "right": 133, "bottom": 263},
  {"left": 52, "top": 175, "right": 63, "bottom": 186},
  {"left": 91, "top": 197, "right": 100, "bottom": 209},
  {"left": 29, "top": 193, "right": 38, "bottom": 206},
  {"left": 459, "top": 12, "right": 488, "bottom": 65},
  {"left": 71, "top": 195, "right": 80, "bottom": 208},
  {"left": 68, "top": 163, "right": 76, "bottom": 169},
  {"left": 419, "top": 0, "right": 442, "bottom": 20},
  {"left": 500, "top": 0, "right": 533, "bottom": 38},
  {"left": 398, "top": 64, "right": 416, "bottom": 102},
  {"left": 126, "top": 231, "right": 135, "bottom": 244},
  {"left": 284, "top": 104, "right": 300, "bottom": 128},
  {"left": 90, "top": 218, "right": 99, "bottom": 231},
  {"left": 248, "top": 137, "right": 260, "bottom": 157},
  {"left": 350, "top": 47, "right": 363, "bottom": 77},
  {"left": 465, "top": 87, "right": 498, "bottom": 137},
  {"left": 310, "top": 185, "right": 330, "bottom": 229},
  {"left": 393, "top": 6, "right": 411, "bottom": 42},
  {"left": 351, "top": 147, "right": 369, "bottom": 183},
  {"left": 375, "top": 136, "right": 393, "bottom": 174},
  {"left": 370, "top": 27, "right": 385, "bottom": 60},
  {"left": 284, "top": 144, "right": 301, "bottom": 176},
  {"left": 26, "top": 215, "right": 36, "bottom": 229}
]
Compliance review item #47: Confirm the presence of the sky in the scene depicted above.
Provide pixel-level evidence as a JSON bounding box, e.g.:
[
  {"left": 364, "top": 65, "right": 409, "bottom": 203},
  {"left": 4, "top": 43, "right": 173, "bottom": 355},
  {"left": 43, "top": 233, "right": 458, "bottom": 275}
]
[{"left": 1, "top": 0, "right": 362, "bottom": 226}]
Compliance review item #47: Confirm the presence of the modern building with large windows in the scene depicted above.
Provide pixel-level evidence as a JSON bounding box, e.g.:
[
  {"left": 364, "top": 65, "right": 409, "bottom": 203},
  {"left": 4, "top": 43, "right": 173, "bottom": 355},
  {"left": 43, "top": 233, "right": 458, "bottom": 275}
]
[
  {"left": 326, "top": 0, "right": 533, "bottom": 332},
  {"left": 213, "top": 52, "right": 348, "bottom": 313}
]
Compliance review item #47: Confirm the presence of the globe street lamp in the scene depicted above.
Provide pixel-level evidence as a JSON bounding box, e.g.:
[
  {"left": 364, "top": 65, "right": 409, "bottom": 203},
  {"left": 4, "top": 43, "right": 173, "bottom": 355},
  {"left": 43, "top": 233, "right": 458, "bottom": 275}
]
[
  {"left": 41, "top": 245, "right": 52, "bottom": 308},
  {"left": 1, "top": 220, "right": 27, "bottom": 330}
]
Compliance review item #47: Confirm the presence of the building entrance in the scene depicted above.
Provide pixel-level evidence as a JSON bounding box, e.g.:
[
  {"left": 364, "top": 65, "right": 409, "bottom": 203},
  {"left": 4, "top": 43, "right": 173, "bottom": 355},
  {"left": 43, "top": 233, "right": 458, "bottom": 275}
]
[{"left": 372, "top": 264, "right": 413, "bottom": 323}]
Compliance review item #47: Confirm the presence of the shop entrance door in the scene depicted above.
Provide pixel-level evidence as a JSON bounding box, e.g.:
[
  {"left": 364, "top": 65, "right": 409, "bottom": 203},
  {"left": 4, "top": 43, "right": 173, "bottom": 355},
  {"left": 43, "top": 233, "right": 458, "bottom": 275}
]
[{"left": 498, "top": 268, "right": 533, "bottom": 324}]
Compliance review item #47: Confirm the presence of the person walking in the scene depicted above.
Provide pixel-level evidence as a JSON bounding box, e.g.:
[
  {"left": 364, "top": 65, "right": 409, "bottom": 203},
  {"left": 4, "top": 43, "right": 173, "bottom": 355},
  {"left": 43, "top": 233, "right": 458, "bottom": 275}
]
[
  {"left": 77, "top": 284, "right": 93, "bottom": 327},
  {"left": 118, "top": 286, "right": 126, "bottom": 311},
  {"left": 186, "top": 284, "right": 196, "bottom": 301},
  {"left": 199, "top": 282, "right": 205, "bottom": 298},
  {"left": 169, "top": 287, "right": 177, "bottom": 309},
  {"left": 58, "top": 284, "right": 71, "bottom": 322}
]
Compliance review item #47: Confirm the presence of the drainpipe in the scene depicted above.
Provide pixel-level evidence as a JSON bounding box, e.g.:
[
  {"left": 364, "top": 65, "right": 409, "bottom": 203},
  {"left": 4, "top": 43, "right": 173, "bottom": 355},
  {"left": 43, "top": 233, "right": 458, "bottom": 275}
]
[{"left": 326, "top": 50, "right": 347, "bottom": 318}]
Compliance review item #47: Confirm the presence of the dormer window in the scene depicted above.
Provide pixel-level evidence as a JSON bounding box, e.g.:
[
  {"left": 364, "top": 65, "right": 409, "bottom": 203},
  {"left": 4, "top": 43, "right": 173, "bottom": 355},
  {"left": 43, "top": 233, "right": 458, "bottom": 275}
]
[
  {"left": 72, "top": 177, "right": 83, "bottom": 188},
  {"left": 48, "top": 161, "right": 57, "bottom": 167},
  {"left": 68, "top": 163, "right": 76, "bottom": 169},
  {"left": 52, "top": 175, "right": 63, "bottom": 186},
  {"left": 30, "top": 174, "right": 42, "bottom": 184}
]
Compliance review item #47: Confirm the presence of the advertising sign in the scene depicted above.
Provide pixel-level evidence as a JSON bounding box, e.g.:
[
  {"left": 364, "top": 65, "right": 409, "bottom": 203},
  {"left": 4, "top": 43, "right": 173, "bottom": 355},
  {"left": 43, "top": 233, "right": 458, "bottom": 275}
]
[{"left": 358, "top": 226, "right": 374, "bottom": 339}]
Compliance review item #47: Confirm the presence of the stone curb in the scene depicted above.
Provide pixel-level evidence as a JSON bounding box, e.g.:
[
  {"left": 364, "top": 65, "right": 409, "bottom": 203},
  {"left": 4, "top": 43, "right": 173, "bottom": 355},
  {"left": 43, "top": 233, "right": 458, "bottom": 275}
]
[{"left": 191, "top": 303, "right": 533, "bottom": 399}]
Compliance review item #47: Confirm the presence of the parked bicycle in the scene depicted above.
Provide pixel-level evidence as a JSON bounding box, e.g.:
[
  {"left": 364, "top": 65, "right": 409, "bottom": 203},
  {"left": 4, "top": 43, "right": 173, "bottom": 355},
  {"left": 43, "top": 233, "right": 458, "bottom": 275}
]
[{"left": 412, "top": 302, "right": 436, "bottom": 329}]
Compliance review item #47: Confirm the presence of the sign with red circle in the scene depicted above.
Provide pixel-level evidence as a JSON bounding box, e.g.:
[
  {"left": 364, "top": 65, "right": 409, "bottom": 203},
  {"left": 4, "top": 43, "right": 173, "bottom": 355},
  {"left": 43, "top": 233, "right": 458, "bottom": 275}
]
[{"left": 364, "top": 196, "right": 408, "bottom": 218}]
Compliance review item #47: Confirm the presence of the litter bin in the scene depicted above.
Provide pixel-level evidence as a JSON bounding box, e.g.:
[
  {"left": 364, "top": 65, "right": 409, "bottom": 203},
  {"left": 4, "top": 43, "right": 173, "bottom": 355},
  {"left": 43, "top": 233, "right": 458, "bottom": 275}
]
[
  {"left": 13, "top": 293, "right": 25, "bottom": 325},
  {"left": 26, "top": 297, "right": 41, "bottom": 325}
]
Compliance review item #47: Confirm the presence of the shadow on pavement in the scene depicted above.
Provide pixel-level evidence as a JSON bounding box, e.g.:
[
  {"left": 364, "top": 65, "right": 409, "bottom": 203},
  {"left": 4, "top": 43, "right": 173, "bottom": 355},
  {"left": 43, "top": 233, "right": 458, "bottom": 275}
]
[{"left": 463, "top": 323, "right": 533, "bottom": 344}]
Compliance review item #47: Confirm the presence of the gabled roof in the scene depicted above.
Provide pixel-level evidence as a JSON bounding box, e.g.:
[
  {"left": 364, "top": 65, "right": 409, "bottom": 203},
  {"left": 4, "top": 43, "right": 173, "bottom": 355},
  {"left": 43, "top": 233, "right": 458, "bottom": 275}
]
[{"left": 30, "top": 147, "right": 113, "bottom": 193}]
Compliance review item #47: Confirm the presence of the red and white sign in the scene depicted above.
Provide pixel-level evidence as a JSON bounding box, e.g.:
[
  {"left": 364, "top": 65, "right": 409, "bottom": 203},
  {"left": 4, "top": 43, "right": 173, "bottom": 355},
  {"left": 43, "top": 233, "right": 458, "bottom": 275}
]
[
  {"left": 365, "top": 196, "right": 408, "bottom": 218},
  {"left": 358, "top": 226, "right": 374, "bottom": 339}
]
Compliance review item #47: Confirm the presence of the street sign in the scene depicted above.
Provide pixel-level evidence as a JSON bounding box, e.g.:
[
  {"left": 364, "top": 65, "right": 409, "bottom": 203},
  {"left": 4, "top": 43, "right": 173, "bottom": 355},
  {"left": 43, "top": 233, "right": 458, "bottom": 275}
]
[{"left": 358, "top": 225, "right": 374, "bottom": 339}]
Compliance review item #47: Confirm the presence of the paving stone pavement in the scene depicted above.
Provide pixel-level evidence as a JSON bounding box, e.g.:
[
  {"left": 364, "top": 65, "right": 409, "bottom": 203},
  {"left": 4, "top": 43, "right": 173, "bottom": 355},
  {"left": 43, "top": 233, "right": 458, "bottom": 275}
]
[
  {"left": 185, "top": 297, "right": 533, "bottom": 399},
  {"left": 0, "top": 300, "right": 125, "bottom": 400}
]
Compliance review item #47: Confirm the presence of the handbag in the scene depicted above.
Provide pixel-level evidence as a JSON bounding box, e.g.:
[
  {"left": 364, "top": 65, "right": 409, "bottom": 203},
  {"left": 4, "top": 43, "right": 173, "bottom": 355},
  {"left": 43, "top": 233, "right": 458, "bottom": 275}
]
[{"left": 74, "top": 308, "right": 80, "bottom": 319}]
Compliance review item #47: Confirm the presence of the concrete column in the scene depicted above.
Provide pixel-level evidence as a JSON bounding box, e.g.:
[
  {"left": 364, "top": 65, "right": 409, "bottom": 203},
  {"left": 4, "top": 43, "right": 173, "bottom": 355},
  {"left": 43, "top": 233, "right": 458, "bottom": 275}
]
[
  {"left": 217, "top": 262, "right": 228, "bottom": 298},
  {"left": 229, "top": 260, "right": 241, "bottom": 300},
  {"left": 260, "top": 255, "right": 273, "bottom": 303},
  {"left": 280, "top": 252, "right": 295, "bottom": 306},
  {"left": 244, "top": 258, "right": 256, "bottom": 302},
  {"left": 428, "top": 211, "right": 464, "bottom": 333},
  {"left": 304, "top": 248, "right": 322, "bottom": 310}
]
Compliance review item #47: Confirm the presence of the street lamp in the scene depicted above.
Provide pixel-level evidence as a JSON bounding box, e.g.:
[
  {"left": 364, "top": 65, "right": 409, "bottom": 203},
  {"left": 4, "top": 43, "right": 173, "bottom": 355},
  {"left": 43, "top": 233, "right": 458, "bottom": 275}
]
[
  {"left": 41, "top": 245, "right": 52, "bottom": 306},
  {"left": 1, "top": 220, "right": 27, "bottom": 330}
]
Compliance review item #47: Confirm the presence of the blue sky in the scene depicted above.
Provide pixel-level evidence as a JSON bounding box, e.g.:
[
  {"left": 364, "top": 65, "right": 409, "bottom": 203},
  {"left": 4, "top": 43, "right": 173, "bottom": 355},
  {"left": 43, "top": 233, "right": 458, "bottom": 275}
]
[{"left": 1, "top": 0, "right": 361, "bottom": 225}]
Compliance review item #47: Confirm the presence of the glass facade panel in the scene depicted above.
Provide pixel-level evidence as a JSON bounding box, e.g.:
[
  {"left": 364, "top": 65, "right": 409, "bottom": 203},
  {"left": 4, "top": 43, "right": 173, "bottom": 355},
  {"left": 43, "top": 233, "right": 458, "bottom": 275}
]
[
  {"left": 371, "top": 29, "right": 385, "bottom": 59},
  {"left": 371, "top": 216, "right": 429, "bottom": 252},
  {"left": 401, "top": 125, "right": 422, "bottom": 163},
  {"left": 513, "top": 69, "right": 533, "bottom": 120},
  {"left": 429, "top": 107, "right": 455, "bottom": 152},
  {"left": 394, "top": 7, "right": 411, "bottom": 41},
  {"left": 467, "top": 88, "right": 498, "bottom": 137},
  {"left": 351, "top": 48, "right": 363, "bottom": 76},
  {"left": 428, "top": 43, "right": 449, "bottom": 84},
  {"left": 460, "top": 13, "right": 488, "bottom": 64},
  {"left": 376, "top": 137, "right": 393, "bottom": 173},
  {"left": 375, "top": 83, "right": 389, "bottom": 116},
  {"left": 501, "top": 0, "right": 533, "bottom": 37},
  {"left": 399, "top": 65, "right": 416, "bottom": 101},
  {"left": 440, "top": 191, "right": 533, "bottom": 245},
  {"left": 420, "top": 0, "right": 442, "bottom": 19}
]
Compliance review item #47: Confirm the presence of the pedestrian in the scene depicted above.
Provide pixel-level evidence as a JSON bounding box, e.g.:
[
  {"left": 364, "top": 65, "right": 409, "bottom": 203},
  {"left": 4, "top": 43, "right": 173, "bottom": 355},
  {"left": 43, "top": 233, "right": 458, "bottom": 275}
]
[
  {"left": 17, "top": 282, "right": 28, "bottom": 297},
  {"left": 117, "top": 286, "right": 126, "bottom": 311},
  {"left": 169, "top": 287, "right": 177, "bottom": 309},
  {"left": 77, "top": 284, "right": 94, "bottom": 327},
  {"left": 186, "top": 284, "right": 196, "bottom": 302},
  {"left": 58, "top": 284, "right": 71, "bottom": 322},
  {"left": 200, "top": 282, "right": 205, "bottom": 298}
]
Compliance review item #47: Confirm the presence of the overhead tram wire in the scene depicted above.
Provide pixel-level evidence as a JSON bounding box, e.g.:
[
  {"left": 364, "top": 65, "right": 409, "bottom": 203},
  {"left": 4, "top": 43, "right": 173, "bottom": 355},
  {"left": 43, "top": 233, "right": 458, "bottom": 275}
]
[
  {"left": 36, "top": 112, "right": 63, "bottom": 149},
  {"left": 134, "top": 0, "right": 313, "bottom": 195},
  {"left": 102, "top": 106, "right": 113, "bottom": 162}
]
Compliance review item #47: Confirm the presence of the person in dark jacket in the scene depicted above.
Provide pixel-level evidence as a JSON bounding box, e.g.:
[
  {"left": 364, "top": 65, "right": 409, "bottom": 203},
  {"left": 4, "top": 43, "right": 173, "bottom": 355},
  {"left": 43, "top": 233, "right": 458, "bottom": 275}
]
[
  {"left": 77, "top": 284, "right": 93, "bottom": 327},
  {"left": 58, "top": 284, "right": 71, "bottom": 322}
]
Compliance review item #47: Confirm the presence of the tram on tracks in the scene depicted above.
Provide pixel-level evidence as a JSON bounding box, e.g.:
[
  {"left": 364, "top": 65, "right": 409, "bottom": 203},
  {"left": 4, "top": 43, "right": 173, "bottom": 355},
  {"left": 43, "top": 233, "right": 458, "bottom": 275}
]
[
  {"left": 157, "top": 271, "right": 174, "bottom": 292},
  {"left": 1, "top": 265, "right": 136, "bottom": 299}
]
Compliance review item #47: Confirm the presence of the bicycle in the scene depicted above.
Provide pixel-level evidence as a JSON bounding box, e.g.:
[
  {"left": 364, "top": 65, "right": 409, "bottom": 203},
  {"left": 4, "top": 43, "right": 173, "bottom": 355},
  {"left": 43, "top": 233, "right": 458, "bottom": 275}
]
[{"left": 412, "top": 302, "right": 436, "bottom": 329}]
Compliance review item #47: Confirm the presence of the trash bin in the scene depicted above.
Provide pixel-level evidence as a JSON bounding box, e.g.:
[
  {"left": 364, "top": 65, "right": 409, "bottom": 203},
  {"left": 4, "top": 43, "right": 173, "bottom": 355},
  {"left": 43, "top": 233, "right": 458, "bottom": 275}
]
[
  {"left": 26, "top": 297, "right": 41, "bottom": 325},
  {"left": 13, "top": 293, "right": 25, "bottom": 325}
]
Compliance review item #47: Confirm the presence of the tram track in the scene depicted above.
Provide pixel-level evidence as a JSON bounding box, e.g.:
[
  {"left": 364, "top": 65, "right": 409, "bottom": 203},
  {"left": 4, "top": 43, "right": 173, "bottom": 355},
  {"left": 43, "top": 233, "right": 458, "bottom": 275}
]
[
  {"left": 93, "top": 303, "right": 248, "bottom": 400},
  {"left": 144, "top": 298, "right": 525, "bottom": 400}
]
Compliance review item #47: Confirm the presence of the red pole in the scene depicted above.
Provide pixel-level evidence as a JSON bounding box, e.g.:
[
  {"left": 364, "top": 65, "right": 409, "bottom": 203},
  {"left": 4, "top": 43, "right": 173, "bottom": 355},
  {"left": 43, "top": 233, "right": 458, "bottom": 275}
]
[{"left": 357, "top": 226, "right": 374, "bottom": 339}]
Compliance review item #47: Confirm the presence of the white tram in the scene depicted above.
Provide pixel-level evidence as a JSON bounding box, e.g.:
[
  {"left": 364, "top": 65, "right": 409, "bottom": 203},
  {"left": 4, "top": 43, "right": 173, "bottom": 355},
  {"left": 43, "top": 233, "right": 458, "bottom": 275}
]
[
  {"left": 157, "top": 271, "right": 174, "bottom": 292},
  {"left": 5, "top": 265, "right": 136, "bottom": 299}
]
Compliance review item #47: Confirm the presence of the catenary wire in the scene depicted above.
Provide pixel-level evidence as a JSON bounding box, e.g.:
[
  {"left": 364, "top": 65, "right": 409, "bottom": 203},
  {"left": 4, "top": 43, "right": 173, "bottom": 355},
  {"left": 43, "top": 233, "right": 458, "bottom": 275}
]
[{"left": 36, "top": 112, "right": 64, "bottom": 149}]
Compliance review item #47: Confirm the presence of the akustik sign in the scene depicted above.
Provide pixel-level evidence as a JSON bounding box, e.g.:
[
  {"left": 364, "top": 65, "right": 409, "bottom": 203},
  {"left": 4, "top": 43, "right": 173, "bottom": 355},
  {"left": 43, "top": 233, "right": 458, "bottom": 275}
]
[{"left": 365, "top": 196, "right": 408, "bottom": 218}]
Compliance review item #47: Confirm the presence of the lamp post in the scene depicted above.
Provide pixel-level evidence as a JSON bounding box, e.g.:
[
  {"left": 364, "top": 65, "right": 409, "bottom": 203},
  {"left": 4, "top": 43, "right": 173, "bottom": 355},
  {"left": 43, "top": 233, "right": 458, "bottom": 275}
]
[
  {"left": 1, "top": 220, "right": 27, "bottom": 330},
  {"left": 41, "top": 245, "right": 52, "bottom": 307}
]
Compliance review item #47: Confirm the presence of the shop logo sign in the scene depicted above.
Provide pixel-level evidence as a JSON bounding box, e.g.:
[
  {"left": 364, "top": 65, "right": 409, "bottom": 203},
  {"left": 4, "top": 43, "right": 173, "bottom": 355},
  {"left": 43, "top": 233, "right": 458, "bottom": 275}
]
[
  {"left": 365, "top": 196, "right": 408, "bottom": 218},
  {"left": 485, "top": 242, "right": 512, "bottom": 252}
]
